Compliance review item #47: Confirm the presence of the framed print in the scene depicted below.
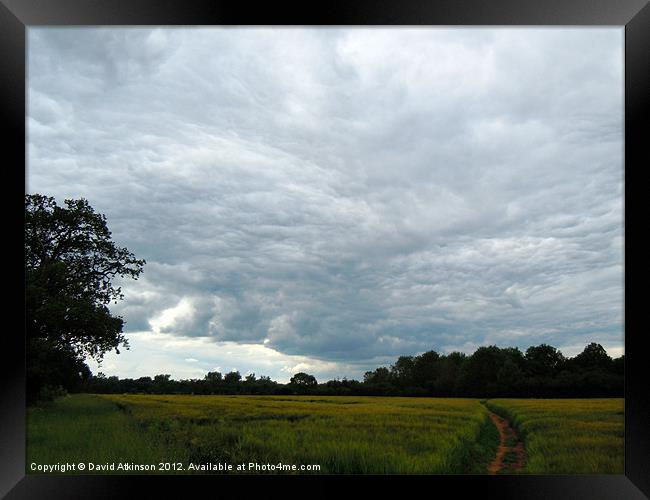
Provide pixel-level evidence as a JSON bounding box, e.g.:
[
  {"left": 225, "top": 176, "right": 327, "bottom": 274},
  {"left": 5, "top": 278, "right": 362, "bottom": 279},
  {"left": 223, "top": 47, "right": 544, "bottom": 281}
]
[{"left": 2, "top": 0, "right": 649, "bottom": 498}]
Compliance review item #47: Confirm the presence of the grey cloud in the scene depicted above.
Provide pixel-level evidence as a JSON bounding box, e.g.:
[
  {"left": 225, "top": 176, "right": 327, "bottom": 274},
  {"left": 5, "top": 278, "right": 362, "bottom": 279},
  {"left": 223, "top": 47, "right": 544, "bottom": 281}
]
[{"left": 28, "top": 27, "right": 624, "bottom": 371}]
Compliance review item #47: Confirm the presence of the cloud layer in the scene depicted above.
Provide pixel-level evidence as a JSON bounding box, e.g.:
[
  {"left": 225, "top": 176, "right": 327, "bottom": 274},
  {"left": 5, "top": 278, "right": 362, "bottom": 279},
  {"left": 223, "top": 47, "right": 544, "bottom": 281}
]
[{"left": 27, "top": 28, "right": 624, "bottom": 379}]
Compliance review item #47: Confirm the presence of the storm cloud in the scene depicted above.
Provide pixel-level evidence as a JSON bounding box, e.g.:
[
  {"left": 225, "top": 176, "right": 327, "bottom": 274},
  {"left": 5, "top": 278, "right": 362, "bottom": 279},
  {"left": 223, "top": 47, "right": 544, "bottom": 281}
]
[{"left": 27, "top": 28, "right": 624, "bottom": 380}]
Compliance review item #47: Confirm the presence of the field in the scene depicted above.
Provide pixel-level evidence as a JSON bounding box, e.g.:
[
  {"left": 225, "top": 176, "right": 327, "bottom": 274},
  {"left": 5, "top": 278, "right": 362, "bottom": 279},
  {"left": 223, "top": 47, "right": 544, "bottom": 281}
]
[
  {"left": 486, "top": 398, "right": 624, "bottom": 474},
  {"left": 27, "top": 394, "right": 496, "bottom": 474},
  {"left": 26, "top": 394, "right": 623, "bottom": 474}
]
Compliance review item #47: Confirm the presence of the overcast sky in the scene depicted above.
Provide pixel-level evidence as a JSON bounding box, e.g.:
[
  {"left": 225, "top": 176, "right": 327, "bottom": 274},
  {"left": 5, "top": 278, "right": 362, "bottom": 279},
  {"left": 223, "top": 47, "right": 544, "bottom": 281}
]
[{"left": 27, "top": 27, "right": 624, "bottom": 382}]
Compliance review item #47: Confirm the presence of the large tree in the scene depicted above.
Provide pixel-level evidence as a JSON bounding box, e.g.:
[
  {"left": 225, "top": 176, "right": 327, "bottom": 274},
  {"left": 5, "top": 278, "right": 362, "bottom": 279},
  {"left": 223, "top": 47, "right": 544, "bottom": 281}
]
[{"left": 25, "top": 194, "right": 145, "bottom": 401}]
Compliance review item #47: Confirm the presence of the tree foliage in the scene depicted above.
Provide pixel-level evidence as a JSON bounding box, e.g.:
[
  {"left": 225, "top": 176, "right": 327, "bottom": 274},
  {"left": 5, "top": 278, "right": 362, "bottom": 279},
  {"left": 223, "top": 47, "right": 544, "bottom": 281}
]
[
  {"left": 290, "top": 372, "right": 318, "bottom": 387},
  {"left": 25, "top": 193, "right": 145, "bottom": 402},
  {"left": 525, "top": 344, "right": 565, "bottom": 377},
  {"left": 224, "top": 371, "right": 242, "bottom": 384}
]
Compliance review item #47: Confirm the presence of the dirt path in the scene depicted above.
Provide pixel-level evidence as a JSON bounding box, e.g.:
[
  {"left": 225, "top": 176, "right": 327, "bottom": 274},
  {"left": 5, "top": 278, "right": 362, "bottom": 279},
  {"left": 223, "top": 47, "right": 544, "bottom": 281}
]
[{"left": 486, "top": 410, "right": 526, "bottom": 474}]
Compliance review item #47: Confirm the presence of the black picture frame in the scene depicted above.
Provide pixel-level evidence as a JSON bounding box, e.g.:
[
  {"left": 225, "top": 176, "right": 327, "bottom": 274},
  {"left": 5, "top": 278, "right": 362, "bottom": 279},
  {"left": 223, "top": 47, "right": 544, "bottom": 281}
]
[{"left": 2, "top": 0, "right": 648, "bottom": 498}]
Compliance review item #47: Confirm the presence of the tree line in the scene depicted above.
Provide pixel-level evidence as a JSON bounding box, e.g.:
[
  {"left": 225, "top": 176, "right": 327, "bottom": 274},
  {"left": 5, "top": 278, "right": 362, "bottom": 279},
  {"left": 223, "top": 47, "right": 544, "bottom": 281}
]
[{"left": 81, "top": 342, "right": 623, "bottom": 398}]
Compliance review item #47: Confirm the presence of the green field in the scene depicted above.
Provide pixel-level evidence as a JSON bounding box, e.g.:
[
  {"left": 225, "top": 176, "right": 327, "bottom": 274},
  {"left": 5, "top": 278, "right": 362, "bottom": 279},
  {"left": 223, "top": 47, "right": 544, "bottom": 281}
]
[
  {"left": 486, "top": 398, "right": 624, "bottom": 474},
  {"left": 26, "top": 394, "right": 623, "bottom": 474}
]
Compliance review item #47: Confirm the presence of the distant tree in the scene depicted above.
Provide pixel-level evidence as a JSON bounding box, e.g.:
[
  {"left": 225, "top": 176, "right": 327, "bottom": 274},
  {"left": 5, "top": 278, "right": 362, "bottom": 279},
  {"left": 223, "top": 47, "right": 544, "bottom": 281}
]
[
  {"left": 525, "top": 344, "right": 565, "bottom": 377},
  {"left": 201, "top": 372, "right": 221, "bottom": 394},
  {"left": 501, "top": 347, "right": 526, "bottom": 368},
  {"left": 290, "top": 372, "right": 317, "bottom": 387},
  {"left": 26, "top": 194, "right": 145, "bottom": 403},
  {"left": 204, "top": 371, "right": 223, "bottom": 382},
  {"left": 391, "top": 356, "right": 415, "bottom": 387},
  {"left": 224, "top": 371, "right": 242, "bottom": 384},
  {"left": 256, "top": 375, "right": 277, "bottom": 393},
  {"left": 363, "top": 367, "right": 392, "bottom": 385},
  {"left": 134, "top": 376, "right": 153, "bottom": 393},
  {"left": 153, "top": 374, "right": 172, "bottom": 393},
  {"left": 458, "top": 346, "right": 505, "bottom": 397},
  {"left": 496, "top": 358, "right": 524, "bottom": 396},
  {"left": 435, "top": 352, "right": 466, "bottom": 395},
  {"left": 412, "top": 350, "right": 440, "bottom": 388},
  {"left": 572, "top": 343, "right": 612, "bottom": 371}
]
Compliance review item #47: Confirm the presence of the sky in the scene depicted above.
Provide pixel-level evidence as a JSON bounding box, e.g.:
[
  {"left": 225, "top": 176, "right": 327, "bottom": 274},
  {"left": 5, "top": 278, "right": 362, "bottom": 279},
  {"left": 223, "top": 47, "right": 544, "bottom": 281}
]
[{"left": 27, "top": 27, "right": 624, "bottom": 383}]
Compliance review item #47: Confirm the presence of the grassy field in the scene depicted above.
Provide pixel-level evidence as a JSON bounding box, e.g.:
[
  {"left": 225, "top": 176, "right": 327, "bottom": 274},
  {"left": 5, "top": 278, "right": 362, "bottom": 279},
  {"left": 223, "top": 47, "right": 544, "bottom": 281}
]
[
  {"left": 485, "top": 398, "right": 624, "bottom": 474},
  {"left": 26, "top": 394, "right": 186, "bottom": 473},
  {"left": 28, "top": 394, "right": 496, "bottom": 474},
  {"left": 27, "top": 394, "right": 623, "bottom": 474}
]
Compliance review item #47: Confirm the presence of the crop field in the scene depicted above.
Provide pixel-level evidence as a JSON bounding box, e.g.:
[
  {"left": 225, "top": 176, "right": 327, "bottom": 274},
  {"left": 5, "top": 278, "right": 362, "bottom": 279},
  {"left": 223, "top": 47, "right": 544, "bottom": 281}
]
[
  {"left": 26, "top": 394, "right": 623, "bottom": 474},
  {"left": 27, "top": 394, "right": 496, "bottom": 474},
  {"left": 486, "top": 398, "right": 624, "bottom": 474}
]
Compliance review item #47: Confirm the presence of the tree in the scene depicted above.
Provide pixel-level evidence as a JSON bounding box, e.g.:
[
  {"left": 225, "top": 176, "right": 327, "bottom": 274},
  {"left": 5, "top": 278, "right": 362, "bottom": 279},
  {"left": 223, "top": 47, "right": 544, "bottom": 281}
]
[
  {"left": 25, "top": 194, "right": 145, "bottom": 402},
  {"left": 458, "top": 346, "right": 505, "bottom": 397},
  {"left": 571, "top": 343, "right": 612, "bottom": 372},
  {"left": 435, "top": 352, "right": 466, "bottom": 395},
  {"left": 525, "top": 344, "right": 565, "bottom": 377},
  {"left": 26, "top": 337, "right": 92, "bottom": 400},
  {"left": 290, "top": 372, "right": 317, "bottom": 387},
  {"left": 224, "top": 371, "right": 242, "bottom": 384},
  {"left": 204, "top": 371, "right": 223, "bottom": 382},
  {"left": 153, "top": 374, "right": 172, "bottom": 393},
  {"left": 363, "top": 367, "right": 392, "bottom": 385},
  {"left": 496, "top": 358, "right": 524, "bottom": 396},
  {"left": 412, "top": 350, "right": 440, "bottom": 388},
  {"left": 390, "top": 356, "right": 415, "bottom": 388}
]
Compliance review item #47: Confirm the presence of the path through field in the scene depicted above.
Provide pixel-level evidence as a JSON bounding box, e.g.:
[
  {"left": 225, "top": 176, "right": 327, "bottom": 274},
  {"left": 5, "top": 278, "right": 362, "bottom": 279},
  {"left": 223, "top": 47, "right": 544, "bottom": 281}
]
[{"left": 486, "top": 409, "right": 526, "bottom": 474}]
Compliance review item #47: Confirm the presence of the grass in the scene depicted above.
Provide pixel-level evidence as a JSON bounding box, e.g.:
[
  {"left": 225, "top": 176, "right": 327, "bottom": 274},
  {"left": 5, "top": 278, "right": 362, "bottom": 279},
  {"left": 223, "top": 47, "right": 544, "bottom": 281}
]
[
  {"left": 460, "top": 407, "right": 501, "bottom": 474},
  {"left": 28, "top": 394, "right": 493, "bottom": 474},
  {"left": 485, "top": 398, "right": 624, "bottom": 474},
  {"left": 26, "top": 394, "right": 190, "bottom": 474}
]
